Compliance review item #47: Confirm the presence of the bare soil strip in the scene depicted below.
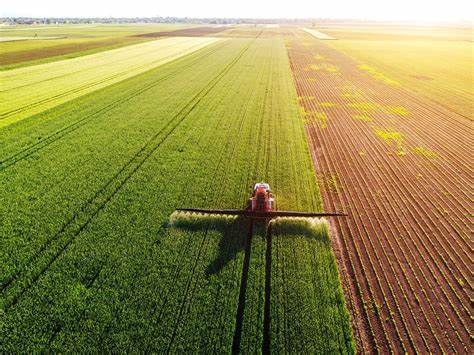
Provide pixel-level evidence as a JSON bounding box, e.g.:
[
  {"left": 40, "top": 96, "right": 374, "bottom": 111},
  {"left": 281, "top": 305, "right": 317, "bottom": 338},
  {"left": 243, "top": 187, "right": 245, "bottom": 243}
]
[
  {"left": 286, "top": 29, "right": 472, "bottom": 353},
  {"left": 136, "top": 26, "right": 228, "bottom": 38},
  {"left": 0, "top": 37, "right": 141, "bottom": 66}
]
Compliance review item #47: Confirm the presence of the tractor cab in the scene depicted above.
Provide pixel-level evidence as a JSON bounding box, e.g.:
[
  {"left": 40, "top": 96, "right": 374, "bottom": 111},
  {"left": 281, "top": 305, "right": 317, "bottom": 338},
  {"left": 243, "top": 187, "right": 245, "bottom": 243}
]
[
  {"left": 248, "top": 182, "right": 274, "bottom": 213},
  {"left": 253, "top": 182, "right": 270, "bottom": 192}
]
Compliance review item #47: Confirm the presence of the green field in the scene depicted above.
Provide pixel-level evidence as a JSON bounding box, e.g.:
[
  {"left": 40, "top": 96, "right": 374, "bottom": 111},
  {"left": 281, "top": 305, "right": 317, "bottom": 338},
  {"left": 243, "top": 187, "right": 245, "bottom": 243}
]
[
  {"left": 0, "top": 36, "right": 221, "bottom": 127},
  {"left": 0, "top": 28, "right": 353, "bottom": 352}
]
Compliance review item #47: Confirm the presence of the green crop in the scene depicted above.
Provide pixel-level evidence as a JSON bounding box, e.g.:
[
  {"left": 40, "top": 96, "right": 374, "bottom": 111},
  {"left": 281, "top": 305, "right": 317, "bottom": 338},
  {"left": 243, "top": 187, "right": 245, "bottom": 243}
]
[
  {"left": 0, "top": 36, "right": 222, "bottom": 127},
  {"left": 169, "top": 211, "right": 238, "bottom": 231},
  {"left": 0, "top": 23, "right": 195, "bottom": 69},
  {"left": 270, "top": 217, "right": 329, "bottom": 238},
  {"left": 0, "top": 33, "right": 353, "bottom": 352}
]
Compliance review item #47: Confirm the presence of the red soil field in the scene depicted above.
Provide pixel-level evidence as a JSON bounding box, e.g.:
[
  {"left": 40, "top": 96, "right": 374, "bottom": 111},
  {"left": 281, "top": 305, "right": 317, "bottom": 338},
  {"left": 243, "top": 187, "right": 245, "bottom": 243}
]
[
  {"left": 135, "top": 26, "right": 227, "bottom": 38},
  {"left": 285, "top": 30, "right": 472, "bottom": 353}
]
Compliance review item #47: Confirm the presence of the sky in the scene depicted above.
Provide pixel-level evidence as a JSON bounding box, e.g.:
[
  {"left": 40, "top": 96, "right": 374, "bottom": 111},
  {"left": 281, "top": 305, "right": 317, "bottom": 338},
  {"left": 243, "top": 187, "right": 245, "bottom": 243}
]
[{"left": 2, "top": 0, "right": 473, "bottom": 22}]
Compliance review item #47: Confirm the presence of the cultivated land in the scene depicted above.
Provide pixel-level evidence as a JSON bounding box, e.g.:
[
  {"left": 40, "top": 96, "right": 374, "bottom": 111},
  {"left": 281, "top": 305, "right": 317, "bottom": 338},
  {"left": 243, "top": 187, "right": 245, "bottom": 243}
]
[
  {"left": 0, "top": 24, "right": 195, "bottom": 69},
  {"left": 320, "top": 24, "right": 473, "bottom": 118},
  {"left": 1, "top": 22, "right": 471, "bottom": 353},
  {"left": 0, "top": 36, "right": 221, "bottom": 127},
  {"left": 286, "top": 27, "right": 472, "bottom": 353},
  {"left": 0, "top": 28, "right": 353, "bottom": 352}
]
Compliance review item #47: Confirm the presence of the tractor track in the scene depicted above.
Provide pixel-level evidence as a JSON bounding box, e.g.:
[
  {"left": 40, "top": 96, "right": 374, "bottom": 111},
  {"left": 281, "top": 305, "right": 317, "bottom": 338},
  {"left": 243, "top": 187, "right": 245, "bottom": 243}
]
[
  {"left": 231, "top": 220, "right": 254, "bottom": 355},
  {"left": 0, "top": 40, "right": 230, "bottom": 171},
  {"left": 0, "top": 39, "right": 253, "bottom": 311},
  {"left": 161, "top": 30, "right": 267, "bottom": 354},
  {"left": 286, "top": 30, "right": 472, "bottom": 353},
  {"left": 262, "top": 223, "right": 272, "bottom": 354}
]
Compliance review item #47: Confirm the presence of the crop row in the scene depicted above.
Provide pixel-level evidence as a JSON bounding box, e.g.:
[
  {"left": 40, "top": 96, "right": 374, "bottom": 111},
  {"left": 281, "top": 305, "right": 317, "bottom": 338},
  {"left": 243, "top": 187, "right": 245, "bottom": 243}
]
[
  {"left": 285, "top": 29, "right": 471, "bottom": 353},
  {"left": 0, "top": 36, "right": 221, "bottom": 127},
  {"left": 1, "top": 34, "right": 354, "bottom": 352},
  {"left": 1, "top": 37, "right": 255, "bottom": 351},
  {"left": 0, "top": 38, "right": 242, "bottom": 295}
]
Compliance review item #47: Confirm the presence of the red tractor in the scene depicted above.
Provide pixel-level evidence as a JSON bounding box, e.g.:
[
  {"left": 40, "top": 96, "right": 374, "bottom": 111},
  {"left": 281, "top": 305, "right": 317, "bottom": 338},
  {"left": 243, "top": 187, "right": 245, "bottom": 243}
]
[
  {"left": 176, "top": 182, "right": 345, "bottom": 219},
  {"left": 247, "top": 182, "right": 274, "bottom": 213}
]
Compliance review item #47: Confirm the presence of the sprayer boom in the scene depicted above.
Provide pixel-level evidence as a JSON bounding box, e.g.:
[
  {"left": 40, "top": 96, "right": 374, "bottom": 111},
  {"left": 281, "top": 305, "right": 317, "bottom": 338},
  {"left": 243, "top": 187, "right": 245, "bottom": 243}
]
[
  {"left": 176, "top": 208, "right": 346, "bottom": 219},
  {"left": 175, "top": 182, "right": 346, "bottom": 220}
]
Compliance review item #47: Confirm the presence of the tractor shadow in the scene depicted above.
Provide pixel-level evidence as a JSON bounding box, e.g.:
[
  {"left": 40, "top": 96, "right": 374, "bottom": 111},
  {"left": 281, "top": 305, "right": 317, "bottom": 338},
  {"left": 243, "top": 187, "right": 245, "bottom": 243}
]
[
  {"left": 205, "top": 216, "right": 250, "bottom": 276},
  {"left": 169, "top": 214, "right": 250, "bottom": 277}
]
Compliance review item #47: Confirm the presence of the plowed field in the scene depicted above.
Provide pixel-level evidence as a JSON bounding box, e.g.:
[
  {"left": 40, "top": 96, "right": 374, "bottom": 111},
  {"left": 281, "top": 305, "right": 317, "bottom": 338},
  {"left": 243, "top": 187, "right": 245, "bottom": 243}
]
[
  {"left": 286, "top": 29, "right": 472, "bottom": 353},
  {"left": 136, "top": 26, "right": 228, "bottom": 38}
]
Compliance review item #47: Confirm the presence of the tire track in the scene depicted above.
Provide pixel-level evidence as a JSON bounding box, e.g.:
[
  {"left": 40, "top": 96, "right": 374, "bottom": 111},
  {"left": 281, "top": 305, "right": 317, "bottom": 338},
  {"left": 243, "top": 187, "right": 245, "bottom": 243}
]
[
  {"left": 231, "top": 220, "right": 254, "bottom": 355},
  {"left": 262, "top": 223, "right": 272, "bottom": 354}
]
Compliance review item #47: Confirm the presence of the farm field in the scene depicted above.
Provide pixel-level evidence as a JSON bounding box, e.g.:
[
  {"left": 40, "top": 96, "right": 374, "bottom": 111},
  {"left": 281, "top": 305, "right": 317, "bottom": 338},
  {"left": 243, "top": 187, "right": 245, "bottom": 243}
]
[
  {"left": 0, "top": 30, "right": 353, "bottom": 352},
  {"left": 0, "top": 36, "right": 221, "bottom": 127},
  {"left": 0, "top": 24, "right": 196, "bottom": 69},
  {"left": 318, "top": 24, "right": 473, "bottom": 118},
  {"left": 286, "top": 28, "right": 472, "bottom": 353}
]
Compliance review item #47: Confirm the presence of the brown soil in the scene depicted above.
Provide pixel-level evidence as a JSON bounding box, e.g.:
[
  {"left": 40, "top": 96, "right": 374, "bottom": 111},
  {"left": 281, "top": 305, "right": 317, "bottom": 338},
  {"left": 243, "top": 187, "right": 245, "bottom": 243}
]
[
  {"left": 135, "top": 26, "right": 228, "bottom": 38},
  {"left": 410, "top": 74, "right": 434, "bottom": 81},
  {"left": 286, "top": 29, "right": 472, "bottom": 354},
  {"left": 0, "top": 37, "right": 142, "bottom": 66}
]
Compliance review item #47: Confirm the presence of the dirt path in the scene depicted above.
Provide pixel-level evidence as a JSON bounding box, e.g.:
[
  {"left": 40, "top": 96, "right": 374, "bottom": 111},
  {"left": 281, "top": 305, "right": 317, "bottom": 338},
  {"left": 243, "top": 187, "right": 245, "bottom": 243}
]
[{"left": 285, "top": 30, "right": 472, "bottom": 353}]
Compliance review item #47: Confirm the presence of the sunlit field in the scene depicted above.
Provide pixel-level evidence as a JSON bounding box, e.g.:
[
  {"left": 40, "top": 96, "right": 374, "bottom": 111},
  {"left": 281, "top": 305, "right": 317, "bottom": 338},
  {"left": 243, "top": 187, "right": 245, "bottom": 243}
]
[{"left": 0, "top": 19, "right": 471, "bottom": 353}]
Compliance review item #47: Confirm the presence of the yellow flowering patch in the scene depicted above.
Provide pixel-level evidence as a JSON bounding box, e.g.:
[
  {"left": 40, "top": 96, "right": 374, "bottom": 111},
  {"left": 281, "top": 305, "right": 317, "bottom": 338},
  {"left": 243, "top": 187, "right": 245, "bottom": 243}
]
[
  {"left": 386, "top": 105, "right": 409, "bottom": 116},
  {"left": 358, "top": 64, "right": 399, "bottom": 86},
  {"left": 348, "top": 102, "right": 378, "bottom": 112},
  {"left": 413, "top": 146, "right": 438, "bottom": 158}
]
